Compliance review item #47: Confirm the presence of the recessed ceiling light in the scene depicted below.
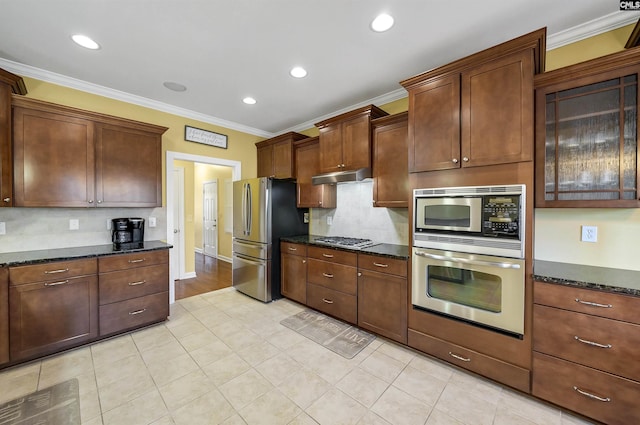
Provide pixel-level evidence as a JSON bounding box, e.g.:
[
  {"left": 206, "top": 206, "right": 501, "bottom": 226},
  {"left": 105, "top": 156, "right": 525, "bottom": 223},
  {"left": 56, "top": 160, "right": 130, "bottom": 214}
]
[
  {"left": 163, "top": 81, "right": 187, "bottom": 92},
  {"left": 371, "top": 13, "right": 394, "bottom": 32},
  {"left": 243, "top": 97, "right": 257, "bottom": 105},
  {"left": 71, "top": 34, "right": 100, "bottom": 50},
  {"left": 290, "top": 67, "right": 307, "bottom": 78}
]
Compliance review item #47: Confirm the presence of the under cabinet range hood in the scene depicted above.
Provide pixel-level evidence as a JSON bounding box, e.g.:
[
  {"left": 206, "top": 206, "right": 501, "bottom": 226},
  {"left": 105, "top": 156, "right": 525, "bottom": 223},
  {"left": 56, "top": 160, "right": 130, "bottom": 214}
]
[{"left": 311, "top": 167, "right": 371, "bottom": 185}]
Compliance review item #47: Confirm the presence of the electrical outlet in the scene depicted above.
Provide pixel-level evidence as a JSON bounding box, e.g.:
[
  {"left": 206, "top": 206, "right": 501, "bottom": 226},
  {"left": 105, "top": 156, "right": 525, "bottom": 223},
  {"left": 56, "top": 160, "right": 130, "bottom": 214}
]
[
  {"left": 581, "top": 225, "right": 598, "bottom": 242},
  {"left": 303, "top": 212, "right": 309, "bottom": 224},
  {"left": 149, "top": 216, "right": 157, "bottom": 227},
  {"left": 69, "top": 219, "right": 79, "bottom": 230},
  {"left": 106, "top": 219, "right": 112, "bottom": 230},
  {"left": 0, "top": 222, "right": 5, "bottom": 235},
  {"left": 326, "top": 216, "right": 332, "bottom": 226}
]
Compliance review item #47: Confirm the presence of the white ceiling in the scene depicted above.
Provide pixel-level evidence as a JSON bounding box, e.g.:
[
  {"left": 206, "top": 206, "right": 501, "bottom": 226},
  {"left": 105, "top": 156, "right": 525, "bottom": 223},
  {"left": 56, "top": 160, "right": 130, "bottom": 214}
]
[{"left": 0, "top": 1, "right": 636, "bottom": 137}]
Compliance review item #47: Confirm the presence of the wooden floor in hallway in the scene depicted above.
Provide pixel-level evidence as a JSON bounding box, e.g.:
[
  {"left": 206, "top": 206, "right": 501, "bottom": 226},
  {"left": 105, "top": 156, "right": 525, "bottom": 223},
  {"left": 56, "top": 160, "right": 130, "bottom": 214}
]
[{"left": 175, "top": 252, "right": 232, "bottom": 300}]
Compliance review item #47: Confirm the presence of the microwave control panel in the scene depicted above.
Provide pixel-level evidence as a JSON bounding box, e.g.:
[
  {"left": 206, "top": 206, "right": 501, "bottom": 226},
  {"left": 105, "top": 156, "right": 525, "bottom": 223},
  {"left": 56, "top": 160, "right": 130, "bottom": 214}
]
[{"left": 482, "top": 196, "right": 520, "bottom": 238}]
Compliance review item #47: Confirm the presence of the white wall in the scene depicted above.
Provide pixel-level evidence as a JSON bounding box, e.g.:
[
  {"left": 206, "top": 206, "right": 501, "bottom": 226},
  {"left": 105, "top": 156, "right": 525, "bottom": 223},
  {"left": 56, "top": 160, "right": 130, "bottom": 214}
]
[
  {"left": 310, "top": 180, "right": 408, "bottom": 245},
  {"left": 0, "top": 207, "right": 166, "bottom": 253}
]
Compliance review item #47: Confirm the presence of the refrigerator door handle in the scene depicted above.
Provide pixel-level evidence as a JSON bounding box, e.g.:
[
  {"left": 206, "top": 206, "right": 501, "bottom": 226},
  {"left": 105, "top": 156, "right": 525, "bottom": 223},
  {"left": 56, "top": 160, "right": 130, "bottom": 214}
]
[
  {"left": 246, "top": 182, "right": 252, "bottom": 235},
  {"left": 234, "top": 253, "right": 265, "bottom": 266}
]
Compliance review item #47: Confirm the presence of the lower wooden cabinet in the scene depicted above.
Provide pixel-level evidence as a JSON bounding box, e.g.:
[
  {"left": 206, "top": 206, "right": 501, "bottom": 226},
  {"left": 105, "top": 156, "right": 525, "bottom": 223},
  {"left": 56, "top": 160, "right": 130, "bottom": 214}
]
[
  {"left": 306, "top": 283, "right": 357, "bottom": 325},
  {"left": 357, "top": 254, "right": 408, "bottom": 344},
  {"left": 280, "top": 242, "right": 307, "bottom": 304},
  {"left": 99, "top": 292, "right": 169, "bottom": 336},
  {"left": 9, "top": 259, "right": 99, "bottom": 361},
  {"left": 0, "top": 267, "right": 9, "bottom": 365}
]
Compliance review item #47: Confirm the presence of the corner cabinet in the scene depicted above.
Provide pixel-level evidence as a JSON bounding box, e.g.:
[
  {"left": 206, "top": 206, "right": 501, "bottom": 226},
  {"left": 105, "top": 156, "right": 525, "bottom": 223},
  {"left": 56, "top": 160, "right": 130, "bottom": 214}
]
[
  {"left": 12, "top": 96, "right": 167, "bottom": 208},
  {"left": 401, "top": 28, "right": 544, "bottom": 173},
  {"left": 0, "top": 68, "right": 27, "bottom": 207},
  {"left": 315, "top": 105, "right": 388, "bottom": 174},
  {"left": 256, "top": 132, "right": 307, "bottom": 179},
  {"left": 371, "top": 112, "right": 409, "bottom": 208},
  {"left": 535, "top": 49, "right": 640, "bottom": 207},
  {"left": 294, "top": 137, "right": 336, "bottom": 208}
]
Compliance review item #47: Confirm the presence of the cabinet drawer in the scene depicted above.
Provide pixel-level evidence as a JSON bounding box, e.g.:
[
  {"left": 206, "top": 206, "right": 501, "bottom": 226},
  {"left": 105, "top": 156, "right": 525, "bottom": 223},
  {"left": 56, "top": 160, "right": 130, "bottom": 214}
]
[
  {"left": 99, "top": 264, "right": 168, "bottom": 305},
  {"left": 281, "top": 242, "right": 307, "bottom": 257},
  {"left": 99, "top": 291, "right": 168, "bottom": 336},
  {"left": 534, "top": 281, "right": 640, "bottom": 324},
  {"left": 99, "top": 250, "right": 168, "bottom": 273},
  {"left": 307, "top": 283, "right": 357, "bottom": 325},
  {"left": 408, "top": 329, "right": 530, "bottom": 393},
  {"left": 10, "top": 258, "right": 97, "bottom": 285},
  {"left": 307, "top": 259, "right": 357, "bottom": 295},
  {"left": 357, "top": 254, "right": 407, "bottom": 277},
  {"left": 533, "top": 352, "right": 640, "bottom": 425},
  {"left": 308, "top": 246, "right": 357, "bottom": 266},
  {"left": 533, "top": 304, "right": 640, "bottom": 381}
]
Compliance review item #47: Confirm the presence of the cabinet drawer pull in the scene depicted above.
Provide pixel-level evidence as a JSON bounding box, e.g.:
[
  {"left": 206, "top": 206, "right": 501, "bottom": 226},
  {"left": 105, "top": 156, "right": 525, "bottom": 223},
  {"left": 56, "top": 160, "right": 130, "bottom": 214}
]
[
  {"left": 573, "top": 386, "right": 611, "bottom": 402},
  {"left": 574, "top": 336, "right": 612, "bottom": 349},
  {"left": 322, "top": 273, "right": 334, "bottom": 278},
  {"left": 129, "top": 308, "right": 147, "bottom": 315},
  {"left": 575, "top": 298, "right": 612, "bottom": 309},
  {"left": 288, "top": 247, "right": 297, "bottom": 251},
  {"left": 44, "top": 280, "right": 69, "bottom": 287},
  {"left": 128, "top": 280, "right": 146, "bottom": 286},
  {"left": 44, "top": 268, "right": 69, "bottom": 274},
  {"left": 373, "top": 262, "right": 388, "bottom": 268},
  {"left": 448, "top": 352, "right": 471, "bottom": 362},
  {"left": 322, "top": 298, "right": 334, "bottom": 304},
  {"left": 322, "top": 253, "right": 334, "bottom": 258},
  {"left": 128, "top": 259, "right": 145, "bottom": 264}
]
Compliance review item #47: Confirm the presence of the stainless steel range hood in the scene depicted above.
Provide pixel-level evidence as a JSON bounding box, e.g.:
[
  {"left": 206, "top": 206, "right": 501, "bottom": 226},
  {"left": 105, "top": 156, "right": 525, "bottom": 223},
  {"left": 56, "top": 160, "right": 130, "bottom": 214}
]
[{"left": 311, "top": 167, "right": 371, "bottom": 185}]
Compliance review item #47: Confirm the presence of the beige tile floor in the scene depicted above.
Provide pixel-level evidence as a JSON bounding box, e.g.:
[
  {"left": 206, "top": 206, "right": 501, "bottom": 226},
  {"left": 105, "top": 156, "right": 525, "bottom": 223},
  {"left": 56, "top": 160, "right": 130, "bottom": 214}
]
[{"left": 0, "top": 287, "right": 597, "bottom": 425}]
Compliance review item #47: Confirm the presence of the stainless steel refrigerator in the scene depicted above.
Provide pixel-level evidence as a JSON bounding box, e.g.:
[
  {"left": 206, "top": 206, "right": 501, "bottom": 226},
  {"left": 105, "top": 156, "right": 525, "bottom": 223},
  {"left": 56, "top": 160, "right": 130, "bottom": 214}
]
[{"left": 232, "top": 177, "right": 308, "bottom": 302}]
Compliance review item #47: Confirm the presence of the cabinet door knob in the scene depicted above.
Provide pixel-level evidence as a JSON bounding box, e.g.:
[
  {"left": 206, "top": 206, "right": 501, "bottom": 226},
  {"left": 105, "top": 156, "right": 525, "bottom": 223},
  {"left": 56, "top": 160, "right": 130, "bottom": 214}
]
[
  {"left": 88, "top": 199, "right": 94, "bottom": 203},
  {"left": 452, "top": 158, "right": 458, "bottom": 164},
  {"left": 319, "top": 201, "right": 322, "bottom": 205},
  {"left": 97, "top": 200, "right": 102, "bottom": 204},
  {"left": 3, "top": 197, "right": 9, "bottom": 203},
  {"left": 302, "top": 259, "right": 306, "bottom": 264},
  {"left": 462, "top": 157, "right": 469, "bottom": 162}
]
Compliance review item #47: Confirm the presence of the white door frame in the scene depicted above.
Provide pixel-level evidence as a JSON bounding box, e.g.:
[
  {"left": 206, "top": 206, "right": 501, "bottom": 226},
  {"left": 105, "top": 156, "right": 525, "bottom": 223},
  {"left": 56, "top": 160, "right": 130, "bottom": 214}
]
[
  {"left": 173, "top": 167, "right": 186, "bottom": 280},
  {"left": 166, "top": 151, "right": 241, "bottom": 304}
]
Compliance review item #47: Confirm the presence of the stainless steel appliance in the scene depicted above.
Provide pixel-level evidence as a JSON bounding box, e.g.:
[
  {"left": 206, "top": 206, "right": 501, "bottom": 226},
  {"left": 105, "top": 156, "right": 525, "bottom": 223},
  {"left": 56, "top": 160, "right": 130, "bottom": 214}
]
[
  {"left": 112, "top": 217, "right": 145, "bottom": 250},
  {"left": 313, "top": 236, "right": 378, "bottom": 250},
  {"left": 413, "top": 184, "right": 525, "bottom": 258},
  {"left": 412, "top": 247, "right": 525, "bottom": 336},
  {"left": 232, "top": 178, "right": 308, "bottom": 302}
]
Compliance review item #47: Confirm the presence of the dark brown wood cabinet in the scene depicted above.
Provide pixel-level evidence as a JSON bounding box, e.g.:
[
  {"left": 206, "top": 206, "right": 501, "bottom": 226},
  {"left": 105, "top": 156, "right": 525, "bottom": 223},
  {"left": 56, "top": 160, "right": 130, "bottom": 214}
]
[
  {"left": 0, "top": 267, "right": 8, "bottom": 365},
  {"left": 357, "top": 254, "right": 407, "bottom": 343},
  {"left": 9, "top": 259, "right": 98, "bottom": 361},
  {"left": 315, "top": 105, "right": 388, "bottom": 174},
  {"left": 256, "top": 132, "right": 307, "bottom": 179},
  {"left": 371, "top": 112, "right": 409, "bottom": 207},
  {"left": 294, "top": 137, "right": 336, "bottom": 208},
  {"left": 401, "top": 29, "right": 544, "bottom": 173},
  {"left": 534, "top": 49, "right": 640, "bottom": 208},
  {"left": 280, "top": 242, "right": 307, "bottom": 304},
  {"left": 0, "top": 68, "right": 27, "bottom": 207},
  {"left": 532, "top": 281, "right": 640, "bottom": 424},
  {"left": 12, "top": 96, "right": 167, "bottom": 208},
  {"left": 98, "top": 250, "right": 169, "bottom": 336}
]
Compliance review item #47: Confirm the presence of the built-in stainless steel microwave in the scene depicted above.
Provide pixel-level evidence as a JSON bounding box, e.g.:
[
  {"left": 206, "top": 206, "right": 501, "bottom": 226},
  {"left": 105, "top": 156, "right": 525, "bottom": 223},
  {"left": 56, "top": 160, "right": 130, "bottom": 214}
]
[{"left": 413, "top": 184, "right": 525, "bottom": 258}]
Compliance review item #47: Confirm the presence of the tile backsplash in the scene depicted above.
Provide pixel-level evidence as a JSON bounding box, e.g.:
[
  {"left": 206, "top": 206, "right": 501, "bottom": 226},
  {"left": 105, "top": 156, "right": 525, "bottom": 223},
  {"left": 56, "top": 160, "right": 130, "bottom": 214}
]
[
  {"left": 0, "top": 207, "right": 167, "bottom": 253},
  {"left": 310, "top": 181, "right": 408, "bottom": 245}
]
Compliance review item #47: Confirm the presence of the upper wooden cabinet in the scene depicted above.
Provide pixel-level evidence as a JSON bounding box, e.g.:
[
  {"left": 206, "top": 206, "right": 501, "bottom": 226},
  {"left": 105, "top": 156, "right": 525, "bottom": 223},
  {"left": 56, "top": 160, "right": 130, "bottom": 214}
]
[
  {"left": 371, "top": 112, "right": 409, "bottom": 208},
  {"left": 0, "top": 68, "right": 27, "bottom": 207},
  {"left": 294, "top": 136, "right": 336, "bottom": 208},
  {"left": 256, "top": 132, "right": 307, "bottom": 179},
  {"left": 12, "top": 96, "right": 167, "bottom": 208},
  {"left": 401, "top": 28, "right": 545, "bottom": 173},
  {"left": 534, "top": 49, "right": 640, "bottom": 208},
  {"left": 315, "top": 105, "right": 388, "bottom": 174}
]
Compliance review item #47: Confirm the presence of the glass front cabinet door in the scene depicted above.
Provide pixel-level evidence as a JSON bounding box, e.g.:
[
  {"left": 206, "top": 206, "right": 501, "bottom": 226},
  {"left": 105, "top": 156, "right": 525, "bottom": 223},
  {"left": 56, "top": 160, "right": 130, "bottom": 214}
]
[{"left": 535, "top": 52, "right": 640, "bottom": 208}]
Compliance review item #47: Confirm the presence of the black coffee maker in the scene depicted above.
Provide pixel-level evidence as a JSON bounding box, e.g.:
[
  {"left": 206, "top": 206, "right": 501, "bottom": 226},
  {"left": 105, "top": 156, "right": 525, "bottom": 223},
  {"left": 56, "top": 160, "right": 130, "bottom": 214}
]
[{"left": 112, "top": 217, "right": 145, "bottom": 250}]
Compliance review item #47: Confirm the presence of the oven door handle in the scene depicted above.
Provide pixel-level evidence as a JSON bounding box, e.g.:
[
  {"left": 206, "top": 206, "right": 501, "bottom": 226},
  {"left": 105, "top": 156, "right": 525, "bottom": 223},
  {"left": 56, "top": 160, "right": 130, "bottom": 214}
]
[{"left": 414, "top": 251, "right": 521, "bottom": 269}]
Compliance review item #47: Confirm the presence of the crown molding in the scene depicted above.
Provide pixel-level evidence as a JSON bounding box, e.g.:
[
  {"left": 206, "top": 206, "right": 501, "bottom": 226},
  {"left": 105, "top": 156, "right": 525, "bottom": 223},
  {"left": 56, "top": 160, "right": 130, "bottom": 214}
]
[
  {"left": 0, "top": 57, "right": 274, "bottom": 138},
  {"left": 547, "top": 11, "right": 640, "bottom": 50},
  {"left": 2, "top": 12, "right": 638, "bottom": 137}
]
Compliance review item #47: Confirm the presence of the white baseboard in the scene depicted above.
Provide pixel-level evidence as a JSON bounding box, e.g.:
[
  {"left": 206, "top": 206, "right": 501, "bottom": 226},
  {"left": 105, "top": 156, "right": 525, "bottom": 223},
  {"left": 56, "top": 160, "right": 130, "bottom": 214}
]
[
  {"left": 217, "top": 255, "right": 232, "bottom": 263},
  {"left": 194, "top": 247, "right": 203, "bottom": 254},
  {"left": 180, "top": 271, "right": 197, "bottom": 280}
]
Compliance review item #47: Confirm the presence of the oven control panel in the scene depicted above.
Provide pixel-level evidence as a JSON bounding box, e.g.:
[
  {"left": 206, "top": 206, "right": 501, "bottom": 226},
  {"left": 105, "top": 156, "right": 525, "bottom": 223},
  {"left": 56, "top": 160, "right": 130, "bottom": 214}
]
[{"left": 482, "top": 196, "right": 520, "bottom": 238}]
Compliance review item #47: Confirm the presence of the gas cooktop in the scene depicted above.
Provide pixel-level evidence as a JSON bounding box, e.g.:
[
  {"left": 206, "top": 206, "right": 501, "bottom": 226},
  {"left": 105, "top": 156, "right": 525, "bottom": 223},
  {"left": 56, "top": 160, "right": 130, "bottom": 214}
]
[{"left": 314, "top": 236, "right": 378, "bottom": 250}]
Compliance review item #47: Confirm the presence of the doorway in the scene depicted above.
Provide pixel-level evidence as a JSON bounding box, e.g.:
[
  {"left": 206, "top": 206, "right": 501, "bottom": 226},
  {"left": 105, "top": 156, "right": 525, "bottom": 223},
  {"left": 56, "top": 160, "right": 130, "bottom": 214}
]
[{"left": 166, "top": 151, "right": 241, "bottom": 303}]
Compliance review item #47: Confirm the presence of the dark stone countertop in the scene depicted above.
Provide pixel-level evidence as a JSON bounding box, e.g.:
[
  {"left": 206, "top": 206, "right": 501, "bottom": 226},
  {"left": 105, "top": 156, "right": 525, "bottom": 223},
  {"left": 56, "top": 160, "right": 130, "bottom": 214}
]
[
  {"left": 281, "top": 235, "right": 409, "bottom": 260},
  {"left": 534, "top": 260, "right": 640, "bottom": 297},
  {"left": 0, "top": 241, "right": 172, "bottom": 267}
]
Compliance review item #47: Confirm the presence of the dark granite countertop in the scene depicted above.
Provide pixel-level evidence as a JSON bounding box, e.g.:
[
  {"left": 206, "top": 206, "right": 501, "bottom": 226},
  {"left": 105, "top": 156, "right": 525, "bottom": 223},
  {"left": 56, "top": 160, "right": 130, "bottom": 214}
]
[
  {"left": 281, "top": 235, "right": 409, "bottom": 260},
  {"left": 534, "top": 260, "right": 640, "bottom": 297},
  {"left": 0, "top": 241, "right": 172, "bottom": 267}
]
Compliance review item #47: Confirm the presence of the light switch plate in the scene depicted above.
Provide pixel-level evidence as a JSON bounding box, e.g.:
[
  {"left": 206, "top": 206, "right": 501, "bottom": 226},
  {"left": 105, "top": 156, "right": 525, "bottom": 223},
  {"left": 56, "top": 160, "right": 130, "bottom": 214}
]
[
  {"left": 0, "top": 222, "right": 5, "bottom": 235},
  {"left": 69, "top": 219, "right": 79, "bottom": 230},
  {"left": 149, "top": 217, "right": 157, "bottom": 227}
]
